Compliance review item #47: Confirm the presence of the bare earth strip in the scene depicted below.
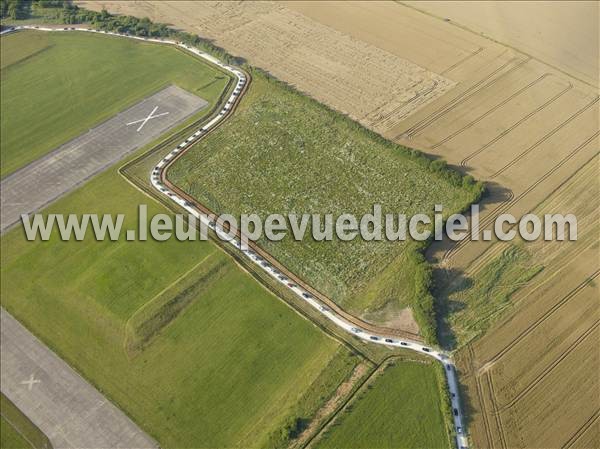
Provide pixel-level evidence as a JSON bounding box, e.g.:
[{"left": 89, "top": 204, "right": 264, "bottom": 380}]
[
  {"left": 0, "top": 309, "right": 158, "bottom": 449},
  {"left": 0, "top": 85, "right": 207, "bottom": 233}
]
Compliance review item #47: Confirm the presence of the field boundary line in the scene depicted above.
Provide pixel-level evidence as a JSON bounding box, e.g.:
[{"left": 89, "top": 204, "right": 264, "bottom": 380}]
[
  {"left": 496, "top": 319, "right": 600, "bottom": 411},
  {"left": 475, "top": 129, "right": 598, "bottom": 230},
  {"left": 399, "top": 54, "right": 521, "bottom": 137},
  {"left": 459, "top": 81, "right": 573, "bottom": 167},
  {"left": 473, "top": 367, "right": 494, "bottom": 447},
  {"left": 444, "top": 131, "right": 599, "bottom": 262},
  {"left": 122, "top": 251, "right": 217, "bottom": 356},
  {"left": 398, "top": 1, "right": 599, "bottom": 89},
  {"left": 486, "top": 372, "right": 507, "bottom": 449},
  {"left": 432, "top": 73, "right": 551, "bottom": 149},
  {"left": 562, "top": 408, "right": 600, "bottom": 449},
  {"left": 483, "top": 271, "right": 599, "bottom": 365},
  {"left": 468, "top": 344, "right": 494, "bottom": 448},
  {"left": 441, "top": 47, "right": 484, "bottom": 76},
  {"left": 371, "top": 80, "right": 439, "bottom": 131},
  {"left": 303, "top": 356, "right": 448, "bottom": 449},
  {"left": 490, "top": 96, "right": 599, "bottom": 178},
  {"left": 399, "top": 56, "right": 529, "bottom": 139}
]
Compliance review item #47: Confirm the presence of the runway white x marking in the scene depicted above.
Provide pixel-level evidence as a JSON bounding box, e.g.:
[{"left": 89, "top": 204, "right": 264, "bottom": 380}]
[
  {"left": 21, "top": 374, "right": 41, "bottom": 391},
  {"left": 126, "top": 106, "right": 170, "bottom": 132}
]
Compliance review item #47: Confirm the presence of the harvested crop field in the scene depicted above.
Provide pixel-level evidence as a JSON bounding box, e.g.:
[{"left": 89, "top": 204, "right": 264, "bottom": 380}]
[
  {"left": 79, "top": 0, "right": 458, "bottom": 132},
  {"left": 78, "top": 0, "right": 600, "bottom": 279},
  {"left": 453, "top": 156, "right": 599, "bottom": 448},
  {"left": 405, "top": 1, "right": 599, "bottom": 87}
]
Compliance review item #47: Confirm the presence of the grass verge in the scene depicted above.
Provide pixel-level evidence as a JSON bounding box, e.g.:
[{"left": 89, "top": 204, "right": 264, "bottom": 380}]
[
  {"left": 0, "top": 394, "right": 50, "bottom": 449},
  {"left": 440, "top": 245, "right": 543, "bottom": 346},
  {"left": 312, "top": 359, "right": 452, "bottom": 449}
]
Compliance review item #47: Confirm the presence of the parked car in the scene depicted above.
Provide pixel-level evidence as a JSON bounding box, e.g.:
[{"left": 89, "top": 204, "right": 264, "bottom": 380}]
[
  {"left": 385, "top": 338, "right": 394, "bottom": 343},
  {"left": 453, "top": 408, "right": 459, "bottom": 416}
]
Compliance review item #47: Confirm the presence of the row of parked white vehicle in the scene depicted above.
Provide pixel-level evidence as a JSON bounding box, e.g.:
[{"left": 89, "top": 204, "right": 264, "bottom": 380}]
[{"left": 4, "top": 24, "right": 470, "bottom": 449}]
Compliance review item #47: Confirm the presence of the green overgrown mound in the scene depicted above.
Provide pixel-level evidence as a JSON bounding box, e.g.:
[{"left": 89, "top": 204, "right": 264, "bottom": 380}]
[
  {"left": 443, "top": 245, "right": 543, "bottom": 346},
  {"left": 170, "top": 70, "right": 483, "bottom": 344}
]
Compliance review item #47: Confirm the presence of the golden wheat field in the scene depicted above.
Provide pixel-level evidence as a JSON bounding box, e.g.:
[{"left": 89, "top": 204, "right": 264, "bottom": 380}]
[{"left": 455, "top": 156, "right": 599, "bottom": 448}]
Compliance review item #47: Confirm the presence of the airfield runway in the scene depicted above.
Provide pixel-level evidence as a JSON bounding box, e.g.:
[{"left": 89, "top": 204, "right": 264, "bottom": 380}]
[
  {"left": 0, "top": 84, "right": 207, "bottom": 233},
  {"left": 0, "top": 308, "right": 158, "bottom": 449}
]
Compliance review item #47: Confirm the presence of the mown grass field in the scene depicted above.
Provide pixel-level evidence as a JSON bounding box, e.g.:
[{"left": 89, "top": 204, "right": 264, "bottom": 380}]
[
  {"left": 0, "top": 417, "right": 31, "bottom": 449},
  {"left": 0, "top": 394, "right": 46, "bottom": 449},
  {"left": 0, "top": 165, "right": 357, "bottom": 448},
  {"left": 169, "top": 70, "right": 482, "bottom": 334},
  {"left": 313, "top": 360, "right": 451, "bottom": 449},
  {"left": 0, "top": 30, "right": 230, "bottom": 177},
  {"left": 0, "top": 32, "right": 358, "bottom": 448}
]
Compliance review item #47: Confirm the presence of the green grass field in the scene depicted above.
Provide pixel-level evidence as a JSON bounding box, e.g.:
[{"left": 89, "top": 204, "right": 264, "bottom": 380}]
[
  {"left": 0, "top": 30, "right": 230, "bottom": 177},
  {"left": 0, "top": 417, "right": 31, "bottom": 449},
  {"left": 0, "top": 32, "right": 358, "bottom": 448},
  {"left": 0, "top": 164, "right": 357, "bottom": 448},
  {"left": 0, "top": 394, "right": 47, "bottom": 449},
  {"left": 0, "top": 418, "right": 32, "bottom": 449},
  {"left": 314, "top": 361, "right": 451, "bottom": 449},
  {"left": 168, "top": 70, "right": 482, "bottom": 329}
]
